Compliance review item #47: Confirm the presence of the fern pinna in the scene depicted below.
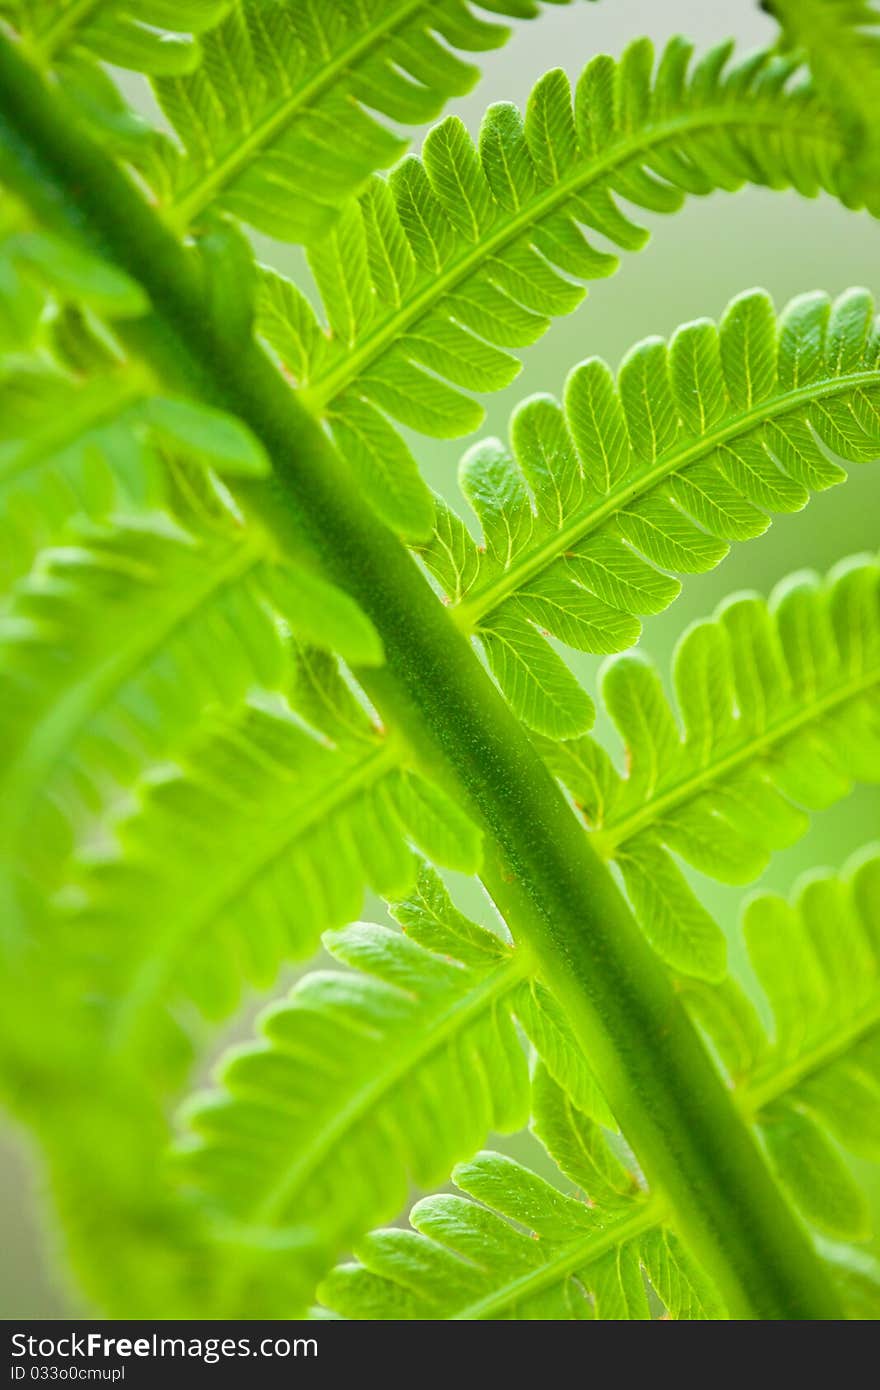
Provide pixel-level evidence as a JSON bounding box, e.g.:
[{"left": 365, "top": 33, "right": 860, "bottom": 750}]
[{"left": 0, "top": 0, "right": 878, "bottom": 1325}]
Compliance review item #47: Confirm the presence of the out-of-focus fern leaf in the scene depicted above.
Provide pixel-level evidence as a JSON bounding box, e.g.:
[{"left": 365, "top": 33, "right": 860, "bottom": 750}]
[
  {"left": 257, "top": 42, "right": 866, "bottom": 533},
  {"left": 321, "top": 848, "right": 880, "bottom": 1319},
  {"left": 0, "top": 0, "right": 228, "bottom": 73},
  {"left": 734, "top": 847, "right": 880, "bottom": 1241},
  {"left": 412, "top": 288, "right": 880, "bottom": 739},
  {"left": 0, "top": 365, "right": 162, "bottom": 586},
  {"left": 686, "top": 844, "right": 880, "bottom": 1247},
  {"left": 766, "top": 0, "right": 880, "bottom": 202},
  {"left": 67, "top": 704, "right": 480, "bottom": 1076},
  {"left": 0, "top": 360, "right": 282, "bottom": 585},
  {"left": 817, "top": 1240, "right": 880, "bottom": 1318},
  {"left": 3, "top": 230, "right": 148, "bottom": 316},
  {"left": 0, "top": 523, "right": 381, "bottom": 926},
  {"left": 0, "top": 211, "right": 278, "bottom": 583},
  {"left": 541, "top": 555, "right": 880, "bottom": 979},
  {"left": 173, "top": 868, "right": 610, "bottom": 1315}
]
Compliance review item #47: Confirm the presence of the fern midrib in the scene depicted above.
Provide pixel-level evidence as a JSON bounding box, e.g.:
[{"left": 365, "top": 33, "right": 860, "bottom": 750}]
[
  {"left": 0, "top": 538, "right": 263, "bottom": 857},
  {"left": 451, "top": 1196, "right": 664, "bottom": 1320},
  {"left": 302, "top": 102, "right": 840, "bottom": 413},
  {"left": 451, "top": 368, "right": 880, "bottom": 627},
  {"left": 590, "top": 664, "right": 880, "bottom": 858},
  {"left": 111, "top": 741, "right": 400, "bottom": 1046},
  {"left": 740, "top": 1000, "right": 880, "bottom": 1118},
  {"left": 165, "top": 0, "right": 427, "bottom": 230},
  {"left": 249, "top": 953, "right": 530, "bottom": 1229},
  {"left": 0, "top": 374, "right": 143, "bottom": 487}
]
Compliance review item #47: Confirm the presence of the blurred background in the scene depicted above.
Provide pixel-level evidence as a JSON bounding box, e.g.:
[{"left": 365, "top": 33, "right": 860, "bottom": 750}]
[{"left": 3, "top": 0, "right": 879, "bottom": 1316}]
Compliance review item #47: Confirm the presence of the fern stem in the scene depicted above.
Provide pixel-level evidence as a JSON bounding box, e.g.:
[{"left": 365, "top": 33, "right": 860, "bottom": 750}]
[{"left": 0, "top": 35, "right": 843, "bottom": 1320}]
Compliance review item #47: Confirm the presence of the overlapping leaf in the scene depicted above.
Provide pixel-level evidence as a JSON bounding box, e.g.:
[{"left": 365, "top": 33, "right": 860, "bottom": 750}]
[
  {"left": 411, "top": 288, "right": 880, "bottom": 738},
  {"left": 0, "top": 521, "right": 381, "bottom": 923},
  {"left": 0, "top": 355, "right": 278, "bottom": 587},
  {"left": 319, "top": 1085, "right": 700, "bottom": 1319},
  {"left": 320, "top": 848, "right": 880, "bottom": 1319},
  {"left": 690, "top": 844, "right": 880, "bottom": 1244},
  {"left": 258, "top": 41, "right": 862, "bottom": 536},
  {"left": 173, "top": 867, "right": 609, "bottom": 1315},
  {"left": 0, "top": 363, "right": 162, "bottom": 586},
  {"left": 0, "top": 0, "right": 229, "bottom": 72},
  {"left": 768, "top": 0, "right": 880, "bottom": 200},
  {"left": 541, "top": 554, "right": 880, "bottom": 978},
  {"left": 142, "top": 1, "right": 580, "bottom": 240},
  {"left": 2, "top": 2, "right": 583, "bottom": 242},
  {"left": 66, "top": 689, "right": 480, "bottom": 1081}
]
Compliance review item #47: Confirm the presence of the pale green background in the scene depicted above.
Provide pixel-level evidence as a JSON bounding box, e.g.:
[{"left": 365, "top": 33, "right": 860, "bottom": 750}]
[{"left": 3, "top": 0, "right": 879, "bottom": 1317}]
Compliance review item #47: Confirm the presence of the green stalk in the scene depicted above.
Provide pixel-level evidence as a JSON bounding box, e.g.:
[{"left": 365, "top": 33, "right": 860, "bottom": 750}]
[{"left": 0, "top": 33, "right": 841, "bottom": 1320}]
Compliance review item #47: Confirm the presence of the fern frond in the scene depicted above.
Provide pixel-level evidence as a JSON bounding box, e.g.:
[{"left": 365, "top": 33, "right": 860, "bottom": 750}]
[
  {"left": 258, "top": 41, "right": 860, "bottom": 534},
  {"left": 0, "top": 523, "right": 381, "bottom": 917},
  {"left": 0, "top": 354, "right": 278, "bottom": 586},
  {"left": 64, "top": 696, "right": 480, "bottom": 1077},
  {"left": 320, "top": 846, "right": 880, "bottom": 1319},
  {"left": 173, "top": 867, "right": 608, "bottom": 1315},
  {"left": 411, "top": 288, "right": 880, "bottom": 739},
  {"left": 541, "top": 554, "right": 880, "bottom": 978},
  {"left": 49, "top": 1, "right": 580, "bottom": 243},
  {"left": 0, "top": 362, "right": 162, "bottom": 586},
  {"left": 700, "top": 845, "right": 880, "bottom": 1241},
  {"left": 767, "top": 0, "right": 880, "bottom": 201},
  {"left": 0, "top": 0, "right": 228, "bottom": 73},
  {"left": 0, "top": 212, "right": 275, "bottom": 582},
  {"left": 319, "top": 1066, "right": 720, "bottom": 1320}
]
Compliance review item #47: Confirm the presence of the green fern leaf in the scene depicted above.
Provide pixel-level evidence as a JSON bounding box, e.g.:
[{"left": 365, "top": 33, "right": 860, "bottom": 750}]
[
  {"left": 541, "top": 554, "right": 880, "bottom": 978},
  {"left": 0, "top": 213, "right": 274, "bottom": 581},
  {"left": 320, "top": 846, "right": 880, "bottom": 1319},
  {"left": 686, "top": 843, "right": 880, "bottom": 1244},
  {"left": 736, "top": 848, "right": 880, "bottom": 1239},
  {"left": 256, "top": 41, "right": 862, "bottom": 532},
  {"left": 0, "top": 364, "right": 165, "bottom": 585},
  {"left": 173, "top": 869, "right": 530, "bottom": 1314},
  {"left": 818, "top": 1239, "right": 880, "bottom": 1318},
  {"left": 413, "top": 289, "right": 880, "bottom": 739},
  {"left": 318, "top": 1065, "right": 718, "bottom": 1320},
  {"left": 136, "top": 0, "right": 580, "bottom": 241},
  {"left": 64, "top": 699, "right": 480, "bottom": 1074},
  {"left": 0, "top": 524, "right": 381, "bottom": 923},
  {"left": 0, "top": 0, "right": 228, "bottom": 73},
  {"left": 170, "top": 867, "right": 619, "bottom": 1315}
]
